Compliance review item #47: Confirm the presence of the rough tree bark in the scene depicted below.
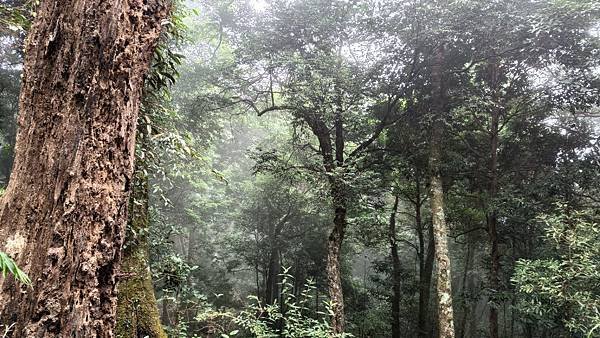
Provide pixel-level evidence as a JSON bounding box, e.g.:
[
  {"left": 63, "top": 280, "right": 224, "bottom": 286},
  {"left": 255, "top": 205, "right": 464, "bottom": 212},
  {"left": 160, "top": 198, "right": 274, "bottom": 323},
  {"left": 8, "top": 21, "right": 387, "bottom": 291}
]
[
  {"left": 0, "top": 0, "right": 168, "bottom": 336},
  {"left": 389, "top": 194, "right": 401, "bottom": 338},
  {"left": 115, "top": 172, "right": 166, "bottom": 338},
  {"left": 429, "top": 45, "right": 456, "bottom": 338}
]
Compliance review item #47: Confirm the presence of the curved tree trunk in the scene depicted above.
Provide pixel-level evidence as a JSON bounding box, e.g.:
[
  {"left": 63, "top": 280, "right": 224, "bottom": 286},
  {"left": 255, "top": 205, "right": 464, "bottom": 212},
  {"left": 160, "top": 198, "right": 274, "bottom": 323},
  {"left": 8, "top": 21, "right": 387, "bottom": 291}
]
[
  {"left": 429, "top": 45, "right": 455, "bottom": 338},
  {"left": 0, "top": 0, "right": 168, "bottom": 336},
  {"left": 116, "top": 172, "right": 166, "bottom": 338}
]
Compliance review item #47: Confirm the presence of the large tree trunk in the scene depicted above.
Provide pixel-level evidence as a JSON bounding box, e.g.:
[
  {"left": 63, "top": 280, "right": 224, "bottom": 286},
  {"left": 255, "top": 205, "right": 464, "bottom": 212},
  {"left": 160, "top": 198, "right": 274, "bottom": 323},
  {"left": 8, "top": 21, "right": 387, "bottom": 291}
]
[
  {"left": 0, "top": 0, "right": 168, "bottom": 336},
  {"left": 389, "top": 195, "right": 401, "bottom": 338},
  {"left": 115, "top": 172, "right": 166, "bottom": 338},
  {"left": 429, "top": 45, "right": 455, "bottom": 338}
]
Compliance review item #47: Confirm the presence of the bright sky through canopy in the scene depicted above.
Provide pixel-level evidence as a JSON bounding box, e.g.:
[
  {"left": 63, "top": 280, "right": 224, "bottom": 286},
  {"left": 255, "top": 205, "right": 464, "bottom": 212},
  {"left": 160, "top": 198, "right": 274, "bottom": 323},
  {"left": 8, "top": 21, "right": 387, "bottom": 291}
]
[{"left": 250, "top": 0, "right": 268, "bottom": 12}]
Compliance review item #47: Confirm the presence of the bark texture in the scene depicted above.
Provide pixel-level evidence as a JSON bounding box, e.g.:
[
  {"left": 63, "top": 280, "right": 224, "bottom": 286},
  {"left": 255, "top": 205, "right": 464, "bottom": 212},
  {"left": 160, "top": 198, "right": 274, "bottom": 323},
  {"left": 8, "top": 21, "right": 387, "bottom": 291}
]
[
  {"left": 0, "top": 0, "right": 168, "bottom": 336},
  {"left": 115, "top": 173, "right": 166, "bottom": 338},
  {"left": 429, "top": 45, "right": 455, "bottom": 338}
]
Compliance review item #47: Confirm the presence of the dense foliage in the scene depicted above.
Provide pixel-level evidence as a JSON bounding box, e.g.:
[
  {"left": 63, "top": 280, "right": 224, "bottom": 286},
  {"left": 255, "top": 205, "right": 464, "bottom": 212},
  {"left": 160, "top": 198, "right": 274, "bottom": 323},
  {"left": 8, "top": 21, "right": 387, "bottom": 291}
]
[{"left": 0, "top": 0, "right": 598, "bottom": 337}]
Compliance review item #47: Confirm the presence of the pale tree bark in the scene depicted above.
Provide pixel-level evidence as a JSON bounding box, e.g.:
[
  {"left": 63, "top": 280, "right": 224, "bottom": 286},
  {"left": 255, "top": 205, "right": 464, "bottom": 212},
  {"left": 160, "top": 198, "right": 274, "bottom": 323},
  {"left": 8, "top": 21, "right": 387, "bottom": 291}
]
[
  {"left": 0, "top": 0, "right": 168, "bottom": 336},
  {"left": 429, "top": 45, "right": 456, "bottom": 338}
]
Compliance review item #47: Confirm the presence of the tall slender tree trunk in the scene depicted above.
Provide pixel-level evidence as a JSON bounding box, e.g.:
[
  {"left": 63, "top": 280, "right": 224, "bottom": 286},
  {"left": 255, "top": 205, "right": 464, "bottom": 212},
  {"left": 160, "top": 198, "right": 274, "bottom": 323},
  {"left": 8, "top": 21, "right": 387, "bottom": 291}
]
[
  {"left": 457, "top": 238, "right": 474, "bottom": 338},
  {"left": 415, "top": 173, "right": 435, "bottom": 338},
  {"left": 305, "top": 110, "right": 347, "bottom": 334},
  {"left": 327, "top": 189, "right": 347, "bottom": 334},
  {"left": 488, "top": 127, "right": 500, "bottom": 338},
  {"left": 487, "top": 60, "right": 501, "bottom": 338},
  {"left": 0, "top": 0, "right": 167, "bottom": 336},
  {"left": 116, "top": 172, "right": 166, "bottom": 338},
  {"left": 389, "top": 195, "right": 401, "bottom": 338},
  {"left": 429, "top": 45, "right": 455, "bottom": 338},
  {"left": 419, "top": 223, "right": 436, "bottom": 338},
  {"left": 327, "top": 104, "right": 348, "bottom": 334},
  {"left": 265, "top": 246, "right": 281, "bottom": 305}
]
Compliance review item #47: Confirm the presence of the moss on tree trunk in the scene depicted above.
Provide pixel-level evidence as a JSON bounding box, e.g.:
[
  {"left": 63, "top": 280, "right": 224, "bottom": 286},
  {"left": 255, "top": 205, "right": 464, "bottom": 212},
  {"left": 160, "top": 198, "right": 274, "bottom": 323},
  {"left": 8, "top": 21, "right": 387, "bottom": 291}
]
[{"left": 116, "top": 173, "right": 166, "bottom": 338}]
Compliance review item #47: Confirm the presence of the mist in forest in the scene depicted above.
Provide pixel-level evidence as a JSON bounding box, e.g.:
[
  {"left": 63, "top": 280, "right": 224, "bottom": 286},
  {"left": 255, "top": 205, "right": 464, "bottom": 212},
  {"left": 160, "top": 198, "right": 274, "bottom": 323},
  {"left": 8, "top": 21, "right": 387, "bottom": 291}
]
[{"left": 0, "top": 0, "right": 599, "bottom": 337}]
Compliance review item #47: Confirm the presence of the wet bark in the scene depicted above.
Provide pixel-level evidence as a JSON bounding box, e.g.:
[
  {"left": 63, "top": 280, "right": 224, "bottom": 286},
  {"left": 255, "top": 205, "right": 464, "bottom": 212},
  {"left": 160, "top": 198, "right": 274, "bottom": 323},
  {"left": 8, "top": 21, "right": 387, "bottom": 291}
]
[
  {"left": 429, "top": 45, "right": 455, "bottom": 338},
  {"left": 0, "top": 0, "right": 168, "bottom": 336},
  {"left": 116, "top": 173, "right": 166, "bottom": 338},
  {"left": 389, "top": 195, "right": 401, "bottom": 338}
]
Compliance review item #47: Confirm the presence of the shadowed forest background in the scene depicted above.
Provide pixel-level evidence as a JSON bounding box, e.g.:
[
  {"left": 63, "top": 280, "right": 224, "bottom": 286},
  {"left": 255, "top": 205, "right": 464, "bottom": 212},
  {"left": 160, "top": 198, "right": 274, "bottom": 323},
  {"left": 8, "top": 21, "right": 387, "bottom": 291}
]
[{"left": 0, "top": 0, "right": 599, "bottom": 337}]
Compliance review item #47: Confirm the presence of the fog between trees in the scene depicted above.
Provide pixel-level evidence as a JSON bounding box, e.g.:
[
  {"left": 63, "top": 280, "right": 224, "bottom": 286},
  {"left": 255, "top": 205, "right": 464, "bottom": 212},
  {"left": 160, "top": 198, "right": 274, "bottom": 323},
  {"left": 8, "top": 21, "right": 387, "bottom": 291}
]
[{"left": 0, "top": 0, "right": 599, "bottom": 337}]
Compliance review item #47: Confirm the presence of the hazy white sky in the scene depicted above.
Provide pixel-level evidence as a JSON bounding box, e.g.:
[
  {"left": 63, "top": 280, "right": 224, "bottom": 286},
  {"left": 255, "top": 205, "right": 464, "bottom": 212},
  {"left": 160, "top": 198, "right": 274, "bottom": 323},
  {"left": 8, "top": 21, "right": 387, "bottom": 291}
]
[{"left": 250, "top": 0, "right": 268, "bottom": 12}]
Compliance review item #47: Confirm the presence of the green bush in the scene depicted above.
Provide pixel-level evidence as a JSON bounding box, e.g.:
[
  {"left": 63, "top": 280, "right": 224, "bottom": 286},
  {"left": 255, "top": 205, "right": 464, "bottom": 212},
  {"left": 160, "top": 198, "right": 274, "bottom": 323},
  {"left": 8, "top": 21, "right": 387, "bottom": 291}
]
[
  {"left": 234, "top": 268, "right": 351, "bottom": 338},
  {"left": 512, "top": 204, "right": 600, "bottom": 336}
]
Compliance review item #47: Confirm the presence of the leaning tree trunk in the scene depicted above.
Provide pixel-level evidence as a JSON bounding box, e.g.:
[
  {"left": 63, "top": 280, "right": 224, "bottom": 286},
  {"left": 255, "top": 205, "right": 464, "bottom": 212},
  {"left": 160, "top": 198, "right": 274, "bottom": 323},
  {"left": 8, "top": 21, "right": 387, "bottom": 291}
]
[
  {"left": 115, "top": 172, "right": 166, "bottom": 338},
  {"left": 389, "top": 195, "right": 402, "bottom": 338},
  {"left": 429, "top": 45, "right": 456, "bottom": 338},
  {"left": 0, "top": 0, "right": 168, "bottom": 336}
]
